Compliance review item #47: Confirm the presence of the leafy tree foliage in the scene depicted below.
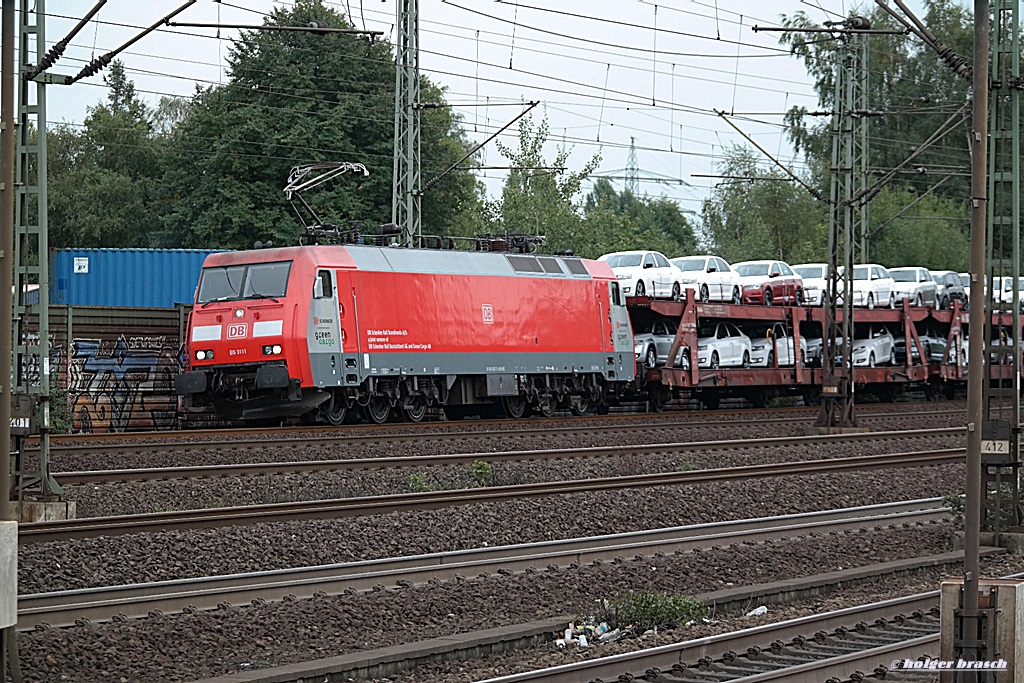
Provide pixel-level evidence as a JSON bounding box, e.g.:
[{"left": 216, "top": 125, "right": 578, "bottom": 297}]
[
  {"left": 770, "top": 1, "right": 973, "bottom": 271},
  {"left": 48, "top": 61, "right": 166, "bottom": 248},
  {"left": 781, "top": 1, "right": 971, "bottom": 199},
  {"left": 484, "top": 112, "right": 697, "bottom": 260},
  {"left": 701, "top": 147, "right": 826, "bottom": 264},
  {"left": 487, "top": 112, "right": 600, "bottom": 254},
  {"left": 869, "top": 187, "right": 969, "bottom": 270},
  {"left": 158, "top": 0, "right": 480, "bottom": 249},
  {"left": 578, "top": 178, "right": 698, "bottom": 259}
]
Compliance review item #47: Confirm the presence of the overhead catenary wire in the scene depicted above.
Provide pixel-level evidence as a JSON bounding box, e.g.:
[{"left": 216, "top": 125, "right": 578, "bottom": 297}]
[{"left": 38, "top": 0, "right": 971, "bottom": 210}]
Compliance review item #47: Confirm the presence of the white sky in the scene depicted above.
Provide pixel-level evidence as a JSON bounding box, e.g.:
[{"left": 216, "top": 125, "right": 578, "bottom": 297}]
[{"left": 32, "top": 0, "right": 939, "bottom": 216}]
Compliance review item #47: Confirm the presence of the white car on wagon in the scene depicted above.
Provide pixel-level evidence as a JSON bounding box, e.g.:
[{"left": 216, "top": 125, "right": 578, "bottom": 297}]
[
  {"left": 697, "top": 321, "right": 752, "bottom": 369},
  {"left": 889, "top": 266, "right": 938, "bottom": 308},
  {"left": 599, "top": 250, "right": 682, "bottom": 299},
  {"left": 669, "top": 255, "right": 742, "bottom": 304},
  {"left": 792, "top": 263, "right": 830, "bottom": 306},
  {"left": 847, "top": 264, "right": 896, "bottom": 309}
]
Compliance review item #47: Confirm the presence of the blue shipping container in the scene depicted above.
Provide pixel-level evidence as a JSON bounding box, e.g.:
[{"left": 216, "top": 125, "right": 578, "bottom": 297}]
[{"left": 50, "top": 249, "right": 228, "bottom": 309}]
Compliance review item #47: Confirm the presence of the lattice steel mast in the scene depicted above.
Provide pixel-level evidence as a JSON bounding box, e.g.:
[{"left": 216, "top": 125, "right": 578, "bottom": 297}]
[
  {"left": 13, "top": 0, "right": 58, "bottom": 498},
  {"left": 981, "top": 0, "right": 1024, "bottom": 543},
  {"left": 818, "top": 25, "right": 870, "bottom": 430},
  {"left": 392, "top": 0, "right": 421, "bottom": 246}
]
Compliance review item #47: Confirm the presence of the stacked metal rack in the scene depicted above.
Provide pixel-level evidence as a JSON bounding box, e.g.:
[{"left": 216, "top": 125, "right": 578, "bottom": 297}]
[{"left": 626, "top": 295, "right": 995, "bottom": 410}]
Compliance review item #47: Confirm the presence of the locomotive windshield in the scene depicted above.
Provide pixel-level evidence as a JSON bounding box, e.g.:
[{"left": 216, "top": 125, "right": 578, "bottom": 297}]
[{"left": 197, "top": 260, "right": 292, "bottom": 303}]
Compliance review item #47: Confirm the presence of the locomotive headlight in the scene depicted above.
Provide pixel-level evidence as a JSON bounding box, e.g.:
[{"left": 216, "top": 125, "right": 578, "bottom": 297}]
[
  {"left": 195, "top": 349, "right": 214, "bottom": 360},
  {"left": 262, "top": 345, "right": 283, "bottom": 356},
  {"left": 273, "top": 344, "right": 282, "bottom": 354},
  {"left": 234, "top": 309, "right": 244, "bottom": 318}
]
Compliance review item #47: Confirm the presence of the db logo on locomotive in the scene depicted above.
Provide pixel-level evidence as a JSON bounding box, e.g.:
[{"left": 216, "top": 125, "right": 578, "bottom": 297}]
[{"left": 227, "top": 323, "right": 248, "bottom": 339}]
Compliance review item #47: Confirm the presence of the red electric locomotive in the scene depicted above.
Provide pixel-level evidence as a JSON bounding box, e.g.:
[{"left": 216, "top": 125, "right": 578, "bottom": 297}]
[{"left": 175, "top": 244, "right": 635, "bottom": 423}]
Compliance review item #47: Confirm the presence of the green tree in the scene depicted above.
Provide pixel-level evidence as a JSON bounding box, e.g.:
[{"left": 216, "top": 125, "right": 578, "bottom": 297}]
[
  {"left": 49, "top": 60, "right": 166, "bottom": 248},
  {"left": 700, "top": 146, "right": 826, "bottom": 264},
  {"left": 778, "top": 1, "right": 973, "bottom": 256},
  {"left": 488, "top": 112, "right": 600, "bottom": 254},
  {"left": 868, "top": 186, "right": 969, "bottom": 270},
  {"left": 160, "top": 0, "right": 480, "bottom": 249},
  {"left": 576, "top": 178, "right": 697, "bottom": 258}
]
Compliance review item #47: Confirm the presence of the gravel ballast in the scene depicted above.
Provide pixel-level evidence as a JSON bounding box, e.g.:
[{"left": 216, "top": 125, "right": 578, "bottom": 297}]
[
  {"left": 375, "top": 552, "right": 1024, "bottom": 683},
  {"left": 63, "top": 432, "right": 961, "bottom": 518},
  {"left": 17, "top": 523, "right": 959, "bottom": 683},
  {"left": 50, "top": 407, "right": 966, "bottom": 474},
  {"left": 23, "top": 466, "right": 964, "bottom": 593}
]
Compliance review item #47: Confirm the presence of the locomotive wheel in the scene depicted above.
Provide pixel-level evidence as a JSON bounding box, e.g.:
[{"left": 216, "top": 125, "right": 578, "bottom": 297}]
[
  {"left": 402, "top": 397, "right": 428, "bottom": 423},
  {"left": 502, "top": 395, "right": 529, "bottom": 419},
  {"left": 365, "top": 397, "right": 391, "bottom": 424},
  {"left": 535, "top": 397, "right": 555, "bottom": 418},
  {"left": 323, "top": 394, "right": 348, "bottom": 426},
  {"left": 569, "top": 396, "right": 592, "bottom": 416}
]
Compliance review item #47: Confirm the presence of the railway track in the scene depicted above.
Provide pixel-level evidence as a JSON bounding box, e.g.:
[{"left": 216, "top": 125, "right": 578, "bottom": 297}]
[
  {"left": 24, "top": 448, "right": 965, "bottom": 542},
  {"left": 38, "top": 406, "right": 968, "bottom": 458},
  {"left": 52, "top": 426, "right": 965, "bottom": 484},
  {"left": 16, "top": 499, "right": 949, "bottom": 632},
  {"left": 476, "top": 591, "right": 951, "bottom": 683}
]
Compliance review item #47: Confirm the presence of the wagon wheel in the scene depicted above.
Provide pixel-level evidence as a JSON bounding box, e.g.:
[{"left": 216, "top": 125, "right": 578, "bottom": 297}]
[
  {"left": 364, "top": 396, "right": 391, "bottom": 424},
  {"left": 649, "top": 386, "right": 673, "bottom": 413},
  {"left": 502, "top": 395, "right": 529, "bottom": 419}
]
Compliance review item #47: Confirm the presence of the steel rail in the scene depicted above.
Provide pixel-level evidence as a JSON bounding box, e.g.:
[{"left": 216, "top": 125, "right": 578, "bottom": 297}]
[
  {"left": 41, "top": 405, "right": 828, "bottom": 446},
  {"left": 23, "top": 448, "right": 966, "bottom": 543},
  {"left": 482, "top": 573, "right": 1024, "bottom": 683},
  {"left": 37, "top": 407, "right": 967, "bottom": 454},
  {"left": 53, "top": 427, "right": 964, "bottom": 484},
  {"left": 16, "top": 500, "right": 948, "bottom": 631},
  {"left": 474, "top": 593, "right": 944, "bottom": 683}
]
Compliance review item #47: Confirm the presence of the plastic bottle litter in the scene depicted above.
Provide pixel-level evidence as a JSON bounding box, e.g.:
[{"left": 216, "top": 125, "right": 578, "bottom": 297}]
[
  {"left": 746, "top": 606, "right": 768, "bottom": 617},
  {"left": 598, "top": 628, "right": 621, "bottom": 643},
  {"left": 577, "top": 634, "right": 589, "bottom": 647}
]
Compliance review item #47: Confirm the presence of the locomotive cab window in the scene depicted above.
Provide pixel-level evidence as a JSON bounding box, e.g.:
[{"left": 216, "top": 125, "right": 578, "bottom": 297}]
[
  {"left": 314, "top": 270, "right": 333, "bottom": 299},
  {"left": 611, "top": 282, "right": 622, "bottom": 306},
  {"left": 197, "top": 260, "right": 292, "bottom": 303}
]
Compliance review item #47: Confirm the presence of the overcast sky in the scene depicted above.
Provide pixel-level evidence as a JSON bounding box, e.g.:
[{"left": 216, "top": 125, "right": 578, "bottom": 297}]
[{"left": 33, "top": 0, "right": 940, "bottom": 215}]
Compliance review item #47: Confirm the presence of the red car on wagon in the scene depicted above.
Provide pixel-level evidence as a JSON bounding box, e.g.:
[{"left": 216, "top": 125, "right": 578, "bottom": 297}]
[{"left": 733, "top": 260, "right": 805, "bottom": 306}]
